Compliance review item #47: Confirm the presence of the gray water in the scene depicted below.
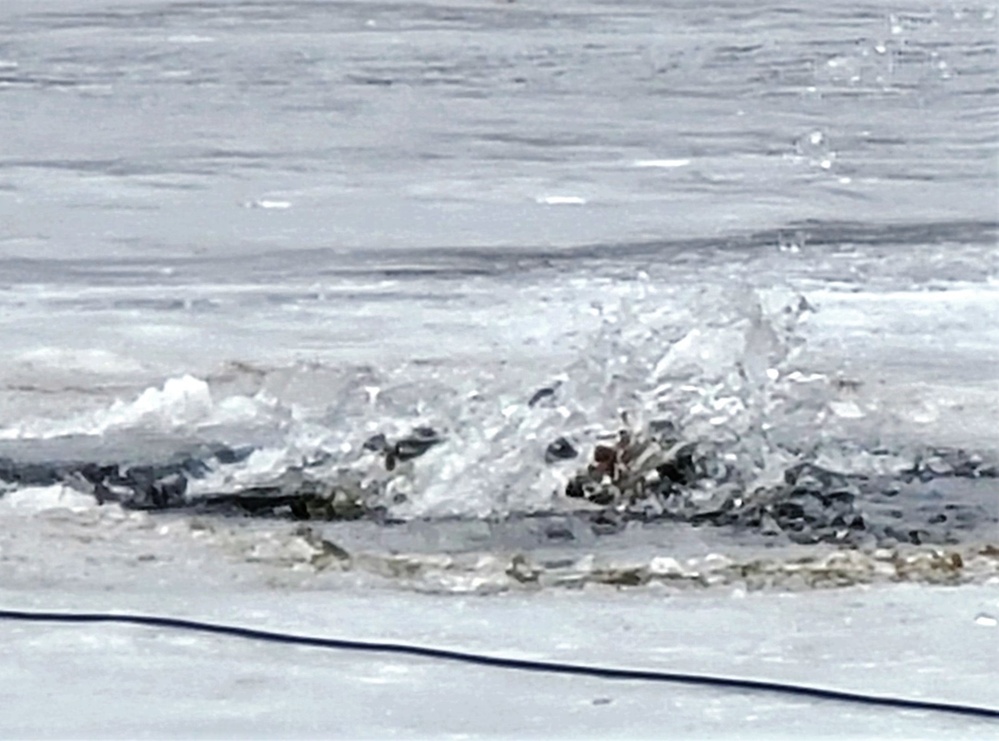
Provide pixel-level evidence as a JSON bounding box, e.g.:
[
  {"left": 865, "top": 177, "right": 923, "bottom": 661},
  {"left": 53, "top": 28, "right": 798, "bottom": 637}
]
[
  {"left": 2, "top": 0, "right": 996, "bottom": 257},
  {"left": 0, "top": 0, "right": 997, "bottom": 588}
]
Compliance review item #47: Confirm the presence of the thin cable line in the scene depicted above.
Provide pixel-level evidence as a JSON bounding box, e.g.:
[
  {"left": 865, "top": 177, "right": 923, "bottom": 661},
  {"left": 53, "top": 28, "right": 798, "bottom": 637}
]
[{"left": 1, "top": 608, "right": 996, "bottom": 721}]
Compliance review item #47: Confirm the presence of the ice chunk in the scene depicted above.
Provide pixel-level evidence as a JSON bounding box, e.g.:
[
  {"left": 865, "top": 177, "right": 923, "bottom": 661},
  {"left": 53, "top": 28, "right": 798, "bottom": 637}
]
[
  {"left": 244, "top": 199, "right": 292, "bottom": 209},
  {"left": 829, "top": 401, "right": 865, "bottom": 419},
  {"left": 536, "top": 195, "right": 586, "bottom": 205},
  {"left": 632, "top": 159, "right": 691, "bottom": 168},
  {"left": 105, "top": 375, "right": 214, "bottom": 431},
  {"left": 0, "top": 485, "right": 96, "bottom": 513}
]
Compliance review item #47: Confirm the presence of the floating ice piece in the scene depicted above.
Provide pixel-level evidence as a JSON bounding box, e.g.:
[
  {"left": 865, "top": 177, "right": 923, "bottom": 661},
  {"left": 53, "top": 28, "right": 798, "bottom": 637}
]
[
  {"left": 974, "top": 613, "right": 997, "bottom": 627},
  {"left": 785, "top": 371, "right": 828, "bottom": 384},
  {"left": 536, "top": 195, "right": 586, "bottom": 205},
  {"left": 0, "top": 374, "right": 223, "bottom": 440},
  {"left": 0, "top": 485, "right": 96, "bottom": 514},
  {"left": 105, "top": 374, "right": 214, "bottom": 431},
  {"left": 244, "top": 199, "right": 292, "bottom": 210},
  {"left": 648, "top": 557, "right": 686, "bottom": 577},
  {"left": 828, "top": 400, "right": 865, "bottom": 419},
  {"left": 167, "top": 35, "right": 216, "bottom": 44},
  {"left": 632, "top": 158, "right": 691, "bottom": 168}
]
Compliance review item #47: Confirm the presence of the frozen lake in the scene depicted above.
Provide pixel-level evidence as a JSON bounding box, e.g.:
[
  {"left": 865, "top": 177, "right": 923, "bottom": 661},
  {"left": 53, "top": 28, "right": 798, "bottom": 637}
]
[{"left": 0, "top": 0, "right": 997, "bottom": 735}]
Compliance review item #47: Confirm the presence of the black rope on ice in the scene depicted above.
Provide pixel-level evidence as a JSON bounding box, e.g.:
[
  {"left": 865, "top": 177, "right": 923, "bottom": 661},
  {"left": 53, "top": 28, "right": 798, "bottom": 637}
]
[{"left": 1, "top": 608, "right": 997, "bottom": 721}]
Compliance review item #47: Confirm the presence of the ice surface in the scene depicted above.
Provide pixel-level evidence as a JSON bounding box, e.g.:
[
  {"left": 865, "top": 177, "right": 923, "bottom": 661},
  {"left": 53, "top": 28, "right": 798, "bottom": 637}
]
[
  {"left": 1, "top": 568, "right": 998, "bottom": 739},
  {"left": 2, "top": 486, "right": 998, "bottom": 737},
  {"left": 0, "top": 0, "right": 996, "bottom": 734}
]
